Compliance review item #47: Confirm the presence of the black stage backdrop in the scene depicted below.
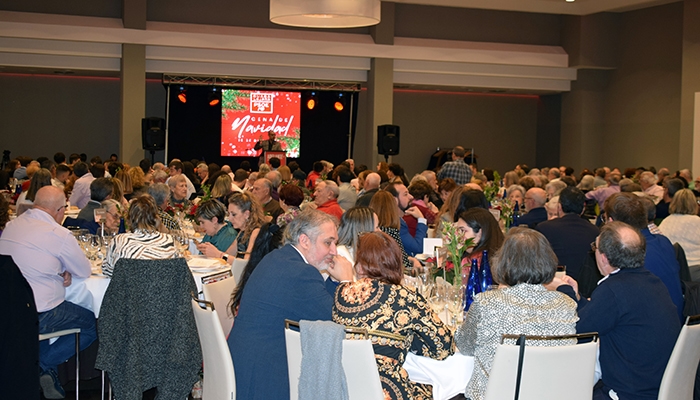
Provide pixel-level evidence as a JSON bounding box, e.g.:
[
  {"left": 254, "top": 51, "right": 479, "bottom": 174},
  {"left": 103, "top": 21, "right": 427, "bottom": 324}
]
[{"left": 166, "top": 86, "right": 358, "bottom": 174}]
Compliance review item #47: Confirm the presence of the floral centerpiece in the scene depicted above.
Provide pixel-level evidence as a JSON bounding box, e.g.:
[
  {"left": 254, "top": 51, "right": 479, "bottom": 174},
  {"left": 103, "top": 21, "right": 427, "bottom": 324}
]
[
  {"left": 483, "top": 170, "right": 501, "bottom": 204},
  {"left": 430, "top": 221, "right": 473, "bottom": 286},
  {"left": 165, "top": 184, "right": 211, "bottom": 224}
]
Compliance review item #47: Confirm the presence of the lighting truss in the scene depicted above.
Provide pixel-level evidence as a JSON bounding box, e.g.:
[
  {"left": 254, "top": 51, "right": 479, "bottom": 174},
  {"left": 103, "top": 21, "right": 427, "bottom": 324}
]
[{"left": 162, "top": 75, "right": 361, "bottom": 92}]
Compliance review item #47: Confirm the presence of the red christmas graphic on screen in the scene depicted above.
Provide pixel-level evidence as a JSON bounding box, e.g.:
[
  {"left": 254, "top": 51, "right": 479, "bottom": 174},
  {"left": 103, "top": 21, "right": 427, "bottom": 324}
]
[{"left": 220, "top": 90, "right": 301, "bottom": 158}]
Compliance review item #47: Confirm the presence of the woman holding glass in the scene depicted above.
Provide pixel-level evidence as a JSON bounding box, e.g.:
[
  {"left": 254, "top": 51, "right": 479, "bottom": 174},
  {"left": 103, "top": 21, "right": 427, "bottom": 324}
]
[
  {"left": 455, "top": 228, "right": 578, "bottom": 400},
  {"left": 195, "top": 199, "right": 238, "bottom": 256},
  {"left": 333, "top": 231, "right": 454, "bottom": 400},
  {"left": 102, "top": 195, "right": 178, "bottom": 277}
]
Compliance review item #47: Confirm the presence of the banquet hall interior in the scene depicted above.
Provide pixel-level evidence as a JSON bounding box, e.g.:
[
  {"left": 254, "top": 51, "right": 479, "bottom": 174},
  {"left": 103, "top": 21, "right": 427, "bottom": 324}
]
[{"left": 3, "top": 0, "right": 700, "bottom": 399}]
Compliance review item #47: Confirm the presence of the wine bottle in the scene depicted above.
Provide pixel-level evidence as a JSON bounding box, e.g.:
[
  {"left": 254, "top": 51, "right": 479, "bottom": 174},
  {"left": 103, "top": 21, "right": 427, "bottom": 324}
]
[
  {"left": 480, "top": 250, "right": 493, "bottom": 292},
  {"left": 513, "top": 201, "right": 520, "bottom": 226},
  {"left": 465, "top": 258, "right": 481, "bottom": 311}
]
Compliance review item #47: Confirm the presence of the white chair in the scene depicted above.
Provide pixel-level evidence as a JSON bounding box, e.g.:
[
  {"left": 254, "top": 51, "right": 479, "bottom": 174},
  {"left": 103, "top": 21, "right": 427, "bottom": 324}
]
[
  {"left": 484, "top": 332, "right": 599, "bottom": 400},
  {"left": 39, "top": 328, "right": 81, "bottom": 400},
  {"left": 202, "top": 275, "right": 237, "bottom": 337},
  {"left": 658, "top": 315, "right": 700, "bottom": 400},
  {"left": 284, "top": 320, "right": 384, "bottom": 400},
  {"left": 191, "top": 297, "right": 236, "bottom": 400},
  {"left": 231, "top": 258, "right": 248, "bottom": 287}
]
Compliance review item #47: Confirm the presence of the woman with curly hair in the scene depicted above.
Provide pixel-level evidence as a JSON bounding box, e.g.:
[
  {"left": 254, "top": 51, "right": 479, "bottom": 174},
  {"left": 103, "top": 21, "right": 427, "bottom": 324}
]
[{"left": 222, "top": 191, "right": 266, "bottom": 261}]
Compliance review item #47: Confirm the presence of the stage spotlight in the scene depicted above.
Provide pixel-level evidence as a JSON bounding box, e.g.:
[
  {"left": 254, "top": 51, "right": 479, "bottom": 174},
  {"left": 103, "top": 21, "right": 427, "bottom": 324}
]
[
  {"left": 307, "top": 92, "right": 317, "bottom": 110},
  {"left": 208, "top": 87, "right": 220, "bottom": 106},
  {"left": 334, "top": 93, "right": 345, "bottom": 112},
  {"left": 177, "top": 86, "right": 187, "bottom": 103}
]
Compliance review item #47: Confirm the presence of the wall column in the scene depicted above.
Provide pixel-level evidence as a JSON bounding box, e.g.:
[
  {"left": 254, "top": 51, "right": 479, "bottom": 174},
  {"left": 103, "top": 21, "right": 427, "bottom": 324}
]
[
  {"left": 355, "top": 1, "right": 395, "bottom": 168},
  {"left": 120, "top": 44, "right": 146, "bottom": 167},
  {"left": 681, "top": 0, "right": 700, "bottom": 170}
]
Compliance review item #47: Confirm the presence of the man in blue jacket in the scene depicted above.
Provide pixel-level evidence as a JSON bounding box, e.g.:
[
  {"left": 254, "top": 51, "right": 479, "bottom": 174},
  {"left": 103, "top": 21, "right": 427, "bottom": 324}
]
[
  {"left": 228, "top": 209, "right": 353, "bottom": 400},
  {"left": 553, "top": 221, "right": 680, "bottom": 400}
]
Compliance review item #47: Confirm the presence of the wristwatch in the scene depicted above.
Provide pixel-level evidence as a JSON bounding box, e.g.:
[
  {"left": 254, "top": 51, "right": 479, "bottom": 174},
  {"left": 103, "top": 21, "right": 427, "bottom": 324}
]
[{"left": 221, "top": 253, "right": 230, "bottom": 262}]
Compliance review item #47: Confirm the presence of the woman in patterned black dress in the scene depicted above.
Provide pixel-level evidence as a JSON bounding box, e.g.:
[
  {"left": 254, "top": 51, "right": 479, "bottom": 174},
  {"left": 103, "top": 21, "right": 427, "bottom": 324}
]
[{"left": 333, "top": 231, "right": 454, "bottom": 400}]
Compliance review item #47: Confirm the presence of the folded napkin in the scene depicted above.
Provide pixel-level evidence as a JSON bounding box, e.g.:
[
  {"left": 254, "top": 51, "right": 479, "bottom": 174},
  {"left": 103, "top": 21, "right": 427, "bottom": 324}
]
[
  {"left": 404, "top": 352, "right": 474, "bottom": 400},
  {"left": 298, "top": 320, "right": 349, "bottom": 400}
]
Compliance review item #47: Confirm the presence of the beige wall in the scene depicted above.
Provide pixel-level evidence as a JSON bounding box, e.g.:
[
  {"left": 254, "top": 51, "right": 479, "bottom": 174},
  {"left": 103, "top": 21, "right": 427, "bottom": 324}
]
[
  {"left": 388, "top": 90, "right": 539, "bottom": 177},
  {"left": 560, "top": 2, "right": 683, "bottom": 172},
  {"left": 601, "top": 2, "right": 683, "bottom": 171}
]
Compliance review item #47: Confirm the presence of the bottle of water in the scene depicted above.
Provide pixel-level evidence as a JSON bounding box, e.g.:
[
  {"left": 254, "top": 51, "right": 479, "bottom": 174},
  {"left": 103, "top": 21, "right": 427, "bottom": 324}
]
[
  {"left": 480, "top": 250, "right": 493, "bottom": 292},
  {"left": 465, "top": 258, "right": 481, "bottom": 311},
  {"left": 512, "top": 201, "right": 520, "bottom": 226}
]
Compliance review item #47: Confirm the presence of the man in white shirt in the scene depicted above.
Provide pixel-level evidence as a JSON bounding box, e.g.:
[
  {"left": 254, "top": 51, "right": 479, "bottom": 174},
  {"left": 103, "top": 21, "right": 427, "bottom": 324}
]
[
  {"left": 68, "top": 162, "right": 94, "bottom": 209},
  {"left": 0, "top": 186, "right": 95, "bottom": 399}
]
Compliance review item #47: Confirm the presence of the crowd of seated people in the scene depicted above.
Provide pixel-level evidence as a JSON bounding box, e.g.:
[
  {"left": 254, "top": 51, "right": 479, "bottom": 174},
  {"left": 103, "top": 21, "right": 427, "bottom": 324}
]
[{"left": 3, "top": 144, "right": 700, "bottom": 400}]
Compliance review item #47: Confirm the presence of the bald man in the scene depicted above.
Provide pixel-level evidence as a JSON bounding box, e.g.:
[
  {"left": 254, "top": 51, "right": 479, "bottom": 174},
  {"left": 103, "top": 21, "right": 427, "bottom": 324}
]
[
  {"left": 0, "top": 186, "right": 96, "bottom": 399},
  {"left": 551, "top": 222, "right": 680, "bottom": 400},
  {"left": 355, "top": 172, "right": 381, "bottom": 207},
  {"left": 516, "top": 187, "right": 548, "bottom": 228}
]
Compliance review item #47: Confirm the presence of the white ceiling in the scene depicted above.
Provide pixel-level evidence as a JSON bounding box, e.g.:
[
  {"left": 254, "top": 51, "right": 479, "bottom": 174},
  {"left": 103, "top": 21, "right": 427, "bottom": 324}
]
[{"left": 392, "top": 0, "right": 681, "bottom": 16}]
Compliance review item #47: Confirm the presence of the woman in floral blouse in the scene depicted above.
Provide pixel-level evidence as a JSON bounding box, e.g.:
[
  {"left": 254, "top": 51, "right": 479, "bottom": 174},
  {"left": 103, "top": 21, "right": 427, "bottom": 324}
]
[{"left": 333, "top": 231, "right": 454, "bottom": 400}]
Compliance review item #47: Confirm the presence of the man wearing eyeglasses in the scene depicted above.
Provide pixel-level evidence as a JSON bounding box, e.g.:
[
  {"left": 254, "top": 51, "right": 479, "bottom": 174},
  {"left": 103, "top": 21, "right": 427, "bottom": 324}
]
[
  {"left": 549, "top": 221, "right": 680, "bottom": 400},
  {"left": 0, "top": 186, "right": 95, "bottom": 399}
]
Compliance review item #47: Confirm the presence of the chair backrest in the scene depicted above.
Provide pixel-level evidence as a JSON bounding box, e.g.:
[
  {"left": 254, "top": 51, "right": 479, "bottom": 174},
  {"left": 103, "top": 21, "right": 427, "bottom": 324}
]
[
  {"left": 484, "top": 333, "right": 599, "bottom": 400},
  {"left": 284, "top": 320, "right": 383, "bottom": 400},
  {"left": 231, "top": 258, "right": 248, "bottom": 287},
  {"left": 96, "top": 258, "right": 201, "bottom": 399},
  {"left": 658, "top": 315, "right": 700, "bottom": 400},
  {"left": 673, "top": 242, "right": 692, "bottom": 283},
  {"left": 201, "top": 276, "right": 237, "bottom": 337},
  {"left": 191, "top": 298, "right": 236, "bottom": 400}
]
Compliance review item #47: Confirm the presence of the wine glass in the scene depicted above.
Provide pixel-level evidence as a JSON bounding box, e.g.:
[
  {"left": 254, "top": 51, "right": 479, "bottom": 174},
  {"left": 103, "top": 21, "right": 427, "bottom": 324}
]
[
  {"left": 170, "top": 229, "right": 189, "bottom": 257},
  {"left": 447, "top": 286, "right": 466, "bottom": 329},
  {"left": 84, "top": 235, "right": 101, "bottom": 261},
  {"left": 430, "top": 295, "right": 446, "bottom": 315}
]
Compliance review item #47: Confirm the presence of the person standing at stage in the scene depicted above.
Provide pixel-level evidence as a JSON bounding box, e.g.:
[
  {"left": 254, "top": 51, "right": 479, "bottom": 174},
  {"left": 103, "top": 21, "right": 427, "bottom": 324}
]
[{"left": 254, "top": 131, "right": 283, "bottom": 166}]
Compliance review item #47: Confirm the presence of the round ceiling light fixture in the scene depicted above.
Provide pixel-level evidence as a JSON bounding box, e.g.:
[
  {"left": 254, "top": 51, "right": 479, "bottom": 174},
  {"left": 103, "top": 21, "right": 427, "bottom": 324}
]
[{"left": 270, "top": 0, "right": 381, "bottom": 28}]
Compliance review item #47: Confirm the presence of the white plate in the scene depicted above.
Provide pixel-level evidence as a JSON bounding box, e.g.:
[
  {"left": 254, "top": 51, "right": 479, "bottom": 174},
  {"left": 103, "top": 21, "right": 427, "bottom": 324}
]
[{"left": 188, "top": 256, "right": 226, "bottom": 271}]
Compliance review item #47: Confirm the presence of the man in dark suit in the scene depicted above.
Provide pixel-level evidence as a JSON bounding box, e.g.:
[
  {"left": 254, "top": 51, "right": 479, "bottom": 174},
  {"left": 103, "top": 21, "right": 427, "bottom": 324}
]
[
  {"left": 536, "top": 187, "right": 599, "bottom": 280},
  {"left": 515, "top": 187, "right": 548, "bottom": 228},
  {"left": 553, "top": 222, "right": 680, "bottom": 400},
  {"left": 77, "top": 177, "right": 114, "bottom": 222},
  {"left": 227, "top": 209, "right": 353, "bottom": 400},
  {"left": 355, "top": 172, "right": 380, "bottom": 207}
]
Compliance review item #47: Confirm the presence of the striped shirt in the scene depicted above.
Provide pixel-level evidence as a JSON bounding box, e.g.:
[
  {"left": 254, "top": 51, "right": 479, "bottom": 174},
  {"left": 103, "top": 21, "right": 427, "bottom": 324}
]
[{"left": 103, "top": 230, "right": 179, "bottom": 277}]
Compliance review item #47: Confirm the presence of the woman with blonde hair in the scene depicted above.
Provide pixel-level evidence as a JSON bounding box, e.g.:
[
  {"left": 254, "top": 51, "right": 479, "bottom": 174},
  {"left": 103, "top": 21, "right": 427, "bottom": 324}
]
[
  {"left": 220, "top": 191, "right": 266, "bottom": 261},
  {"left": 659, "top": 188, "right": 700, "bottom": 281},
  {"left": 277, "top": 165, "right": 292, "bottom": 184},
  {"left": 210, "top": 173, "right": 234, "bottom": 203}
]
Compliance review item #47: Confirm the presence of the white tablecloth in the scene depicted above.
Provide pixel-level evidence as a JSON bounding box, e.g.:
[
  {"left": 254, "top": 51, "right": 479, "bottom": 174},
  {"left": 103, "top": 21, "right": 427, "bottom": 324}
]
[{"left": 65, "top": 258, "right": 230, "bottom": 318}]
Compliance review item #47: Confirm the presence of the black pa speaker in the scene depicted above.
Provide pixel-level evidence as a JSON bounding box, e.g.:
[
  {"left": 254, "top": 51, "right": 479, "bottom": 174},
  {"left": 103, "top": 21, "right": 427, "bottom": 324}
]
[
  {"left": 377, "top": 125, "right": 400, "bottom": 156},
  {"left": 142, "top": 117, "right": 165, "bottom": 151}
]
